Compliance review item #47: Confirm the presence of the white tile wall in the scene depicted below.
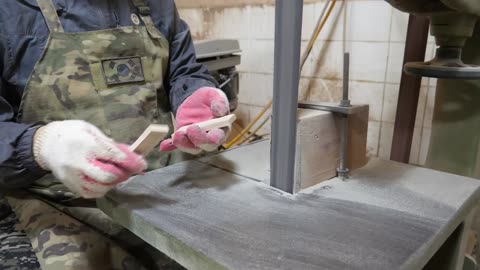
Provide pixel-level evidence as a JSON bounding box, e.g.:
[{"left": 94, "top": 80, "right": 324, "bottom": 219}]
[
  {"left": 238, "top": 73, "right": 273, "bottom": 106},
  {"left": 298, "top": 78, "right": 312, "bottom": 101},
  {"left": 425, "top": 43, "right": 436, "bottom": 62},
  {"left": 302, "top": 78, "right": 343, "bottom": 102},
  {"left": 346, "top": 1, "right": 392, "bottom": 42},
  {"left": 236, "top": 39, "right": 251, "bottom": 73},
  {"left": 350, "top": 42, "right": 389, "bottom": 82},
  {"left": 249, "top": 6, "right": 275, "bottom": 40},
  {"left": 249, "top": 40, "right": 275, "bottom": 74},
  {"left": 389, "top": 9, "right": 408, "bottom": 43},
  {"left": 382, "top": 84, "right": 399, "bottom": 123},
  {"left": 378, "top": 122, "right": 394, "bottom": 159},
  {"left": 367, "top": 121, "right": 381, "bottom": 156},
  {"left": 211, "top": 10, "right": 227, "bottom": 39},
  {"left": 222, "top": 7, "right": 251, "bottom": 39},
  {"left": 349, "top": 81, "right": 384, "bottom": 122},
  {"left": 428, "top": 25, "right": 437, "bottom": 45},
  {"left": 179, "top": 9, "right": 205, "bottom": 39},
  {"left": 180, "top": 0, "right": 438, "bottom": 167},
  {"left": 409, "top": 127, "right": 422, "bottom": 164},
  {"left": 302, "top": 4, "right": 317, "bottom": 41},
  {"left": 304, "top": 41, "right": 344, "bottom": 79},
  {"left": 386, "top": 43, "right": 405, "bottom": 84}
]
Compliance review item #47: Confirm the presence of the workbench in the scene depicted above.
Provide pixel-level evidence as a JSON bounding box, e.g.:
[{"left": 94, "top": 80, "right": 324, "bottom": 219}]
[{"left": 98, "top": 141, "right": 480, "bottom": 270}]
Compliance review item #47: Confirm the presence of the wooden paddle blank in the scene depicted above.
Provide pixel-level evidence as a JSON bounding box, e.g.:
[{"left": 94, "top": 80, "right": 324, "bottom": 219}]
[
  {"left": 129, "top": 125, "right": 170, "bottom": 156},
  {"left": 177, "top": 114, "right": 236, "bottom": 133}
]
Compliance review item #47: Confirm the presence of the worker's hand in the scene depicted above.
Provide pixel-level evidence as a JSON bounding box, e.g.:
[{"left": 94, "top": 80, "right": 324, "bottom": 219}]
[
  {"left": 160, "top": 87, "right": 230, "bottom": 155},
  {"left": 33, "top": 120, "right": 147, "bottom": 199}
]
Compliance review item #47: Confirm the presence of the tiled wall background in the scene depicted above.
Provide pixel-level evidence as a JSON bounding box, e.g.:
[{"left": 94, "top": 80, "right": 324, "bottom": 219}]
[{"left": 178, "top": 0, "right": 437, "bottom": 166}]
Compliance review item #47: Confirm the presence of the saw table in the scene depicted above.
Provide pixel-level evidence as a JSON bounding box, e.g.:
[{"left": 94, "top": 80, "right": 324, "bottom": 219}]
[{"left": 98, "top": 141, "right": 480, "bottom": 270}]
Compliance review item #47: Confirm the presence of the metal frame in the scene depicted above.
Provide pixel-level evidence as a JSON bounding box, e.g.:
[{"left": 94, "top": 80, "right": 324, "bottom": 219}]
[{"left": 270, "top": 0, "right": 304, "bottom": 193}]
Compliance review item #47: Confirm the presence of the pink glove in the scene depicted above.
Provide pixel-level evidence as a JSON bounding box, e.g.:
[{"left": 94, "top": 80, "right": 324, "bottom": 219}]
[{"left": 160, "top": 87, "right": 230, "bottom": 155}]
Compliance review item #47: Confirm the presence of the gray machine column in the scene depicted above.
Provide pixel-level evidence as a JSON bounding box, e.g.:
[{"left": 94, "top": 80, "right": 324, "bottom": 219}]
[{"left": 270, "top": 0, "right": 304, "bottom": 193}]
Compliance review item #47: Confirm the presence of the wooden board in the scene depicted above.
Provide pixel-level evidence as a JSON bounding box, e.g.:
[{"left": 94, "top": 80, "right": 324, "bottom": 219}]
[
  {"left": 177, "top": 114, "right": 237, "bottom": 133},
  {"left": 129, "top": 124, "right": 169, "bottom": 156},
  {"left": 99, "top": 159, "right": 480, "bottom": 270}
]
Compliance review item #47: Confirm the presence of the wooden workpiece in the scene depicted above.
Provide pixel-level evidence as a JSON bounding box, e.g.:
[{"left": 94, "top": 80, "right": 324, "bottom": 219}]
[
  {"left": 99, "top": 157, "right": 480, "bottom": 270},
  {"left": 129, "top": 124, "right": 170, "bottom": 156},
  {"left": 176, "top": 114, "right": 236, "bottom": 133}
]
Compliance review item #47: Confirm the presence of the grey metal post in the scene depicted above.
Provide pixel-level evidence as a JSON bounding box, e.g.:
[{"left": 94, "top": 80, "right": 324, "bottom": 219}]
[
  {"left": 337, "top": 52, "right": 351, "bottom": 180},
  {"left": 270, "top": 0, "right": 304, "bottom": 193},
  {"left": 341, "top": 53, "right": 351, "bottom": 107}
]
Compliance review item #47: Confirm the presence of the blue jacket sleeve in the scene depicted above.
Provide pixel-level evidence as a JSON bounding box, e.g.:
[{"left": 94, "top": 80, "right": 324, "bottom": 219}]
[
  {"left": 0, "top": 99, "right": 47, "bottom": 189},
  {"left": 158, "top": 4, "right": 218, "bottom": 114},
  {"left": 0, "top": 37, "right": 47, "bottom": 189}
]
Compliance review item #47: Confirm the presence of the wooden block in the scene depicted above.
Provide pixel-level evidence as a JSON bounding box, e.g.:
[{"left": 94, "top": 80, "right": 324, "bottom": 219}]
[
  {"left": 344, "top": 106, "right": 369, "bottom": 170},
  {"left": 293, "top": 106, "right": 369, "bottom": 192},
  {"left": 129, "top": 124, "right": 169, "bottom": 156},
  {"left": 177, "top": 114, "right": 237, "bottom": 133},
  {"left": 294, "top": 109, "right": 339, "bottom": 192}
]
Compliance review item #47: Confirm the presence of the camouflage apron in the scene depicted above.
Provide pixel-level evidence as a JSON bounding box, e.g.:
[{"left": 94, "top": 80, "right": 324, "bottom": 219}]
[{"left": 5, "top": 0, "right": 178, "bottom": 268}]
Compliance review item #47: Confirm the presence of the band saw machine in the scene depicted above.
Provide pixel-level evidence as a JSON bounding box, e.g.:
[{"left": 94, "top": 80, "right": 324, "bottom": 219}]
[{"left": 98, "top": 1, "right": 480, "bottom": 269}]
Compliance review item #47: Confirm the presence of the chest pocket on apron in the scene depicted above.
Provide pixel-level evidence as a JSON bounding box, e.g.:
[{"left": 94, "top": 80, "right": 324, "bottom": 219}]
[{"left": 17, "top": 0, "right": 174, "bottom": 202}]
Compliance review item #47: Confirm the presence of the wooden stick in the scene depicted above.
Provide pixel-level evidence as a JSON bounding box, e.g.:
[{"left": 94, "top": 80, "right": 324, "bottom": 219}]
[
  {"left": 129, "top": 125, "right": 170, "bottom": 156},
  {"left": 177, "top": 114, "right": 237, "bottom": 133}
]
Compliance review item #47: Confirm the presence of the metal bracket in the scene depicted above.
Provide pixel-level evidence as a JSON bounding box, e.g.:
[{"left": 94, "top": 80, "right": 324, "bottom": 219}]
[{"left": 298, "top": 102, "right": 366, "bottom": 115}]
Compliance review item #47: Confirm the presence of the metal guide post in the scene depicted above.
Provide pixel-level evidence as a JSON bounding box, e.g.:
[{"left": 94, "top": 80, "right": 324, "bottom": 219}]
[
  {"left": 270, "top": 0, "right": 304, "bottom": 193},
  {"left": 337, "top": 52, "right": 352, "bottom": 180}
]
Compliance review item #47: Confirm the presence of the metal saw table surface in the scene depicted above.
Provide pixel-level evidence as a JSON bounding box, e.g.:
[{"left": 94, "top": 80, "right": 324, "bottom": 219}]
[{"left": 99, "top": 156, "right": 480, "bottom": 270}]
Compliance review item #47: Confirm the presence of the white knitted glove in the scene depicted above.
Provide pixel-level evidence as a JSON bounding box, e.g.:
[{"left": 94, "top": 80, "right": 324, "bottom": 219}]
[{"left": 33, "top": 120, "right": 147, "bottom": 199}]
